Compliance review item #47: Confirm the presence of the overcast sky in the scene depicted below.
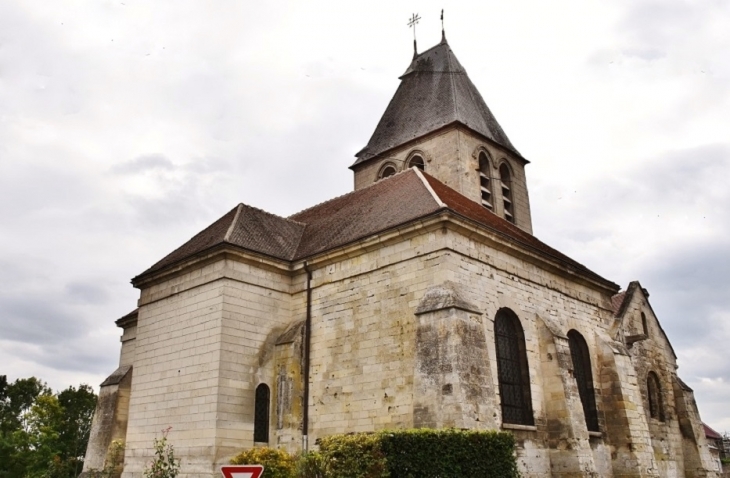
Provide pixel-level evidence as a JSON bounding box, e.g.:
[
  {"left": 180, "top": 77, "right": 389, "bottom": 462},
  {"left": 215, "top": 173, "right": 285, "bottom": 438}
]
[{"left": 1, "top": 0, "right": 728, "bottom": 431}]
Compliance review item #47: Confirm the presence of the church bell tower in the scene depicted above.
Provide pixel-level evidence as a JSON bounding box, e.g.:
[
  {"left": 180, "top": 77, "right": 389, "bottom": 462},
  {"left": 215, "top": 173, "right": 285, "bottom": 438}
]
[{"left": 350, "top": 37, "right": 533, "bottom": 234}]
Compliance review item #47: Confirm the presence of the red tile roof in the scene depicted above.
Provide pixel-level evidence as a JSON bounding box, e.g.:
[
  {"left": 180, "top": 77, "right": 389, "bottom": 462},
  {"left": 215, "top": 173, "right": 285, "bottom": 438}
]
[
  {"left": 611, "top": 292, "right": 627, "bottom": 315},
  {"left": 289, "top": 169, "right": 441, "bottom": 258},
  {"left": 704, "top": 423, "right": 723, "bottom": 440},
  {"left": 135, "top": 169, "right": 615, "bottom": 291}
]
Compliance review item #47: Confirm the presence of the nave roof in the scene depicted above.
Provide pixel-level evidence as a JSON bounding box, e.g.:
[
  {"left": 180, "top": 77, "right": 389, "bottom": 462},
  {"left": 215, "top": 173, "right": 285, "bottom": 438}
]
[{"left": 135, "top": 169, "right": 614, "bottom": 290}]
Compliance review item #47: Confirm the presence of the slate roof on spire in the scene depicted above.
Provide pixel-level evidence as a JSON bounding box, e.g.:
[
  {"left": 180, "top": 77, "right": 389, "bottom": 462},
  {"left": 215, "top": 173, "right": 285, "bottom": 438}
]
[{"left": 353, "top": 39, "right": 521, "bottom": 166}]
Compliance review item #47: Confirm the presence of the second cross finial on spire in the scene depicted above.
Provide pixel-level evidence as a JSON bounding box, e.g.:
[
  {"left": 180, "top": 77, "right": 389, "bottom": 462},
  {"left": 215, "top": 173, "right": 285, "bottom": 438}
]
[{"left": 408, "top": 13, "right": 421, "bottom": 57}]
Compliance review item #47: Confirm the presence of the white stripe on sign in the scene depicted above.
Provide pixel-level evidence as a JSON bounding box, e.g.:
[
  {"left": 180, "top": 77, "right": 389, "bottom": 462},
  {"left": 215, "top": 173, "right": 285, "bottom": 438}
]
[{"left": 229, "top": 473, "right": 254, "bottom": 478}]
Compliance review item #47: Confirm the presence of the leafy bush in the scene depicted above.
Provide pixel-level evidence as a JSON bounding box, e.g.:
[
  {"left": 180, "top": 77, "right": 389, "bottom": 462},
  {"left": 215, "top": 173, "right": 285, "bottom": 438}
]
[
  {"left": 229, "top": 428, "right": 517, "bottom": 478},
  {"left": 295, "top": 451, "right": 329, "bottom": 478},
  {"left": 231, "top": 447, "right": 296, "bottom": 478},
  {"left": 143, "top": 428, "right": 180, "bottom": 478},
  {"left": 317, "top": 433, "right": 388, "bottom": 478},
  {"left": 85, "top": 439, "right": 125, "bottom": 478}
]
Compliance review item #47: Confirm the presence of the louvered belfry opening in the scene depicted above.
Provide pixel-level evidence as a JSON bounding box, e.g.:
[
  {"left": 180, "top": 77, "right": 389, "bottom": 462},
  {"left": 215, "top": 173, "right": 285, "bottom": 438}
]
[
  {"left": 495, "top": 308, "right": 534, "bottom": 426},
  {"left": 253, "top": 383, "right": 270, "bottom": 443},
  {"left": 478, "top": 152, "right": 493, "bottom": 211},
  {"left": 568, "top": 330, "right": 599, "bottom": 432},
  {"left": 499, "top": 164, "right": 514, "bottom": 223},
  {"left": 647, "top": 372, "right": 664, "bottom": 421}
]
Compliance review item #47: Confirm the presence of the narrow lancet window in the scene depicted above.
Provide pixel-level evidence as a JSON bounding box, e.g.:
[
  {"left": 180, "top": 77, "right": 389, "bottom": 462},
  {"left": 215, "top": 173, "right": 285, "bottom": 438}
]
[
  {"left": 568, "top": 330, "right": 599, "bottom": 431},
  {"left": 408, "top": 154, "right": 425, "bottom": 171},
  {"left": 478, "top": 152, "right": 493, "bottom": 211},
  {"left": 254, "top": 383, "right": 270, "bottom": 443},
  {"left": 641, "top": 312, "right": 649, "bottom": 336},
  {"left": 647, "top": 372, "right": 664, "bottom": 421},
  {"left": 499, "top": 163, "right": 515, "bottom": 223},
  {"left": 495, "top": 308, "right": 534, "bottom": 425}
]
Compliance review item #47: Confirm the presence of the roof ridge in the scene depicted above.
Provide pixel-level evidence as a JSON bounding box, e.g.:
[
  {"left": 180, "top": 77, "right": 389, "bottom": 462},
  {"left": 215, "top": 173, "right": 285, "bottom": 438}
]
[
  {"left": 224, "top": 204, "right": 244, "bottom": 242},
  {"left": 414, "top": 169, "right": 446, "bottom": 208},
  {"left": 236, "top": 202, "right": 306, "bottom": 226},
  {"left": 289, "top": 168, "right": 417, "bottom": 219},
  {"left": 445, "top": 46, "right": 459, "bottom": 119}
]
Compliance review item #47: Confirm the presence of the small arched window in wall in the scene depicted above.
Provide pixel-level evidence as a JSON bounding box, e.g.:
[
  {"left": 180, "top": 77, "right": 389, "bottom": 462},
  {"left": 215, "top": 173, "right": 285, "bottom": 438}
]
[
  {"left": 568, "top": 330, "right": 599, "bottom": 431},
  {"left": 254, "top": 383, "right": 270, "bottom": 443},
  {"left": 647, "top": 372, "right": 664, "bottom": 421},
  {"left": 641, "top": 312, "right": 649, "bottom": 336},
  {"left": 408, "top": 154, "right": 425, "bottom": 171},
  {"left": 494, "top": 308, "right": 534, "bottom": 426},
  {"left": 378, "top": 163, "right": 397, "bottom": 180},
  {"left": 478, "top": 152, "right": 493, "bottom": 211},
  {"left": 499, "top": 163, "right": 515, "bottom": 223}
]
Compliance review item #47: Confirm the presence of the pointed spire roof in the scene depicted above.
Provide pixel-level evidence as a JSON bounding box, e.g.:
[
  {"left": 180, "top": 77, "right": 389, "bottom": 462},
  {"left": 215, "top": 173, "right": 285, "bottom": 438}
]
[{"left": 353, "top": 39, "right": 521, "bottom": 166}]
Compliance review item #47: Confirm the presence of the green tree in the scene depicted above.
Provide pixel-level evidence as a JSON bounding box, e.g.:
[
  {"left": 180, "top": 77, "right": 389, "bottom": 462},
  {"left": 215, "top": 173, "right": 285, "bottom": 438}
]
[
  {"left": 57, "top": 384, "right": 98, "bottom": 477},
  {"left": 0, "top": 376, "right": 51, "bottom": 478},
  {"left": 0, "top": 376, "right": 98, "bottom": 478}
]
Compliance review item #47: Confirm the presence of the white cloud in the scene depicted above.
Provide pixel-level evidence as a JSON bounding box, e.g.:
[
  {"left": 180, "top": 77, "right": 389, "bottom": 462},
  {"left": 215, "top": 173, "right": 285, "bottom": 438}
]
[{"left": 0, "top": 0, "right": 728, "bottom": 430}]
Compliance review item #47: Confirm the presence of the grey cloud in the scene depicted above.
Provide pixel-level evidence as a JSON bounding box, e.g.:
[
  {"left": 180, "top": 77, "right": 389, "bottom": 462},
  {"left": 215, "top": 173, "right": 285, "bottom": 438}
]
[
  {"left": 65, "top": 282, "right": 110, "bottom": 305},
  {"left": 0, "top": 297, "right": 85, "bottom": 344},
  {"left": 111, "top": 154, "right": 176, "bottom": 175},
  {"left": 641, "top": 240, "right": 730, "bottom": 346}
]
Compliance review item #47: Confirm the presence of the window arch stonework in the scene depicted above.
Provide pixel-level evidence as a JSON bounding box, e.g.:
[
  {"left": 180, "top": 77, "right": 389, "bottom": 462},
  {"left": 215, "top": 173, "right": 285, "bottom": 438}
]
[
  {"left": 494, "top": 308, "right": 534, "bottom": 426},
  {"left": 377, "top": 162, "right": 398, "bottom": 181},
  {"left": 254, "top": 383, "right": 270, "bottom": 443},
  {"left": 567, "top": 330, "right": 599, "bottom": 431},
  {"left": 406, "top": 151, "right": 426, "bottom": 171}
]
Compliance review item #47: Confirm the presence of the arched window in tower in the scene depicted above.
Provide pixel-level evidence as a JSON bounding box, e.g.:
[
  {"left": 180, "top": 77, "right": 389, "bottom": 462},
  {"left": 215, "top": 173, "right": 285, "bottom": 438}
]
[
  {"left": 647, "top": 372, "right": 664, "bottom": 421},
  {"left": 568, "top": 330, "right": 599, "bottom": 431},
  {"left": 254, "top": 383, "right": 270, "bottom": 443},
  {"left": 378, "top": 163, "right": 397, "bottom": 180},
  {"left": 641, "top": 312, "right": 649, "bottom": 336},
  {"left": 478, "top": 152, "right": 493, "bottom": 211},
  {"left": 494, "top": 308, "right": 534, "bottom": 425},
  {"left": 499, "top": 163, "right": 515, "bottom": 223},
  {"left": 408, "top": 154, "right": 425, "bottom": 171}
]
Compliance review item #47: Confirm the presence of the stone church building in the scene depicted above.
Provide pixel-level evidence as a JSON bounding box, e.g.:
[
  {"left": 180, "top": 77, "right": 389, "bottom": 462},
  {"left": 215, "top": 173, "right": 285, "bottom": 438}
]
[{"left": 83, "top": 35, "right": 719, "bottom": 477}]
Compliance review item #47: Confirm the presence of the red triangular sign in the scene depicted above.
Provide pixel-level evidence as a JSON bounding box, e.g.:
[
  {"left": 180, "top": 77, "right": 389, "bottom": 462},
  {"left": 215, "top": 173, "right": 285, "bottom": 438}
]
[{"left": 220, "top": 464, "right": 264, "bottom": 478}]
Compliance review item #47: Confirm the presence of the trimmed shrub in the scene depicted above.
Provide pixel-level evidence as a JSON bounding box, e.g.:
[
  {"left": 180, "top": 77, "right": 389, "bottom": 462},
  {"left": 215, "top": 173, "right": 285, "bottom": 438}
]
[
  {"left": 378, "top": 428, "right": 518, "bottom": 478},
  {"left": 230, "top": 447, "right": 296, "bottom": 478},
  {"left": 317, "top": 433, "right": 388, "bottom": 478},
  {"left": 230, "top": 428, "right": 518, "bottom": 478}
]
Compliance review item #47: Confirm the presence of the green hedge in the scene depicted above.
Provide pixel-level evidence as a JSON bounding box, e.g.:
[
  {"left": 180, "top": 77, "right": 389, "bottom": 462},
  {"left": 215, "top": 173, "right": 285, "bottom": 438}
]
[
  {"left": 317, "top": 429, "right": 518, "bottom": 478},
  {"left": 232, "top": 428, "right": 519, "bottom": 478}
]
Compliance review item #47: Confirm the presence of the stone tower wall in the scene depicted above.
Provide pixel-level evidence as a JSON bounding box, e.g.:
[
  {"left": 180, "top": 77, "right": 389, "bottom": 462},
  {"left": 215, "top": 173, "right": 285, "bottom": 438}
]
[{"left": 352, "top": 126, "right": 532, "bottom": 233}]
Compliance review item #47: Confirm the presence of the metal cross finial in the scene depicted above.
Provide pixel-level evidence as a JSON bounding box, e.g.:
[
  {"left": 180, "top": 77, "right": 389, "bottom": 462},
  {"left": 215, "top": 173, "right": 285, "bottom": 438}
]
[
  {"left": 407, "top": 13, "right": 421, "bottom": 41},
  {"left": 441, "top": 9, "right": 445, "bottom": 41}
]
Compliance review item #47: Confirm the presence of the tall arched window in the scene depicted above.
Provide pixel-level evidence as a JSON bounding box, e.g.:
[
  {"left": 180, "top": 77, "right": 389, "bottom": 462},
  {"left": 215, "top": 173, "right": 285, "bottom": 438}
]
[
  {"left": 254, "top": 383, "right": 270, "bottom": 443},
  {"left": 408, "top": 154, "right": 425, "bottom": 171},
  {"left": 495, "top": 308, "right": 533, "bottom": 425},
  {"left": 647, "top": 372, "right": 664, "bottom": 421},
  {"left": 568, "top": 330, "right": 599, "bottom": 431},
  {"left": 641, "top": 312, "right": 649, "bottom": 336},
  {"left": 499, "top": 163, "right": 515, "bottom": 223},
  {"left": 478, "top": 152, "right": 493, "bottom": 211}
]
